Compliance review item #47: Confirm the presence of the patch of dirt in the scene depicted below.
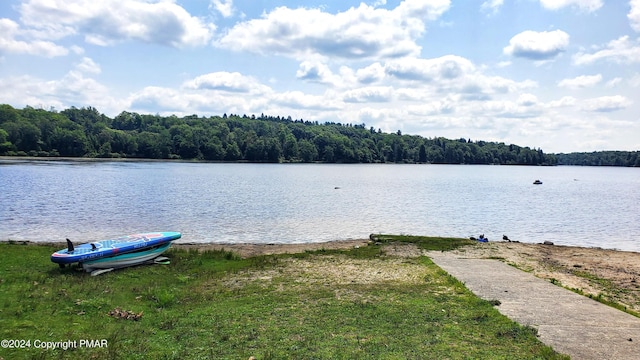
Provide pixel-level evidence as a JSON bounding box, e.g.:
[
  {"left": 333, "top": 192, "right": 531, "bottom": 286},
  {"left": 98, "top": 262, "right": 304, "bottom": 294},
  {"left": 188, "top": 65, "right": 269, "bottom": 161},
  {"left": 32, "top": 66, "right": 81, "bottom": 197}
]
[
  {"left": 447, "top": 241, "right": 640, "bottom": 312},
  {"left": 280, "top": 255, "right": 427, "bottom": 286},
  {"left": 175, "top": 239, "right": 370, "bottom": 258},
  {"left": 381, "top": 242, "right": 424, "bottom": 258},
  {"left": 217, "top": 246, "right": 427, "bottom": 287},
  {"left": 209, "top": 242, "right": 431, "bottom": 305}
]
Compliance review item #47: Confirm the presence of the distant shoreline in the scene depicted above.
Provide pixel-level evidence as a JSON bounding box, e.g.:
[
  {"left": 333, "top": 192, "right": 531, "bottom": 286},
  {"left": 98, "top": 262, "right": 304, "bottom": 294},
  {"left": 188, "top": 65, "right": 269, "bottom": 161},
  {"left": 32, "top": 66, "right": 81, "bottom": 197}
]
[
  {"left": 0, "top": 155, "right": 629, "bottom": 167},
  {"left": 5, "top": 237, "right": 638, "bottom": 256},
  {"left": 0, "top": 156, "right": 218, "bottom": 163}
]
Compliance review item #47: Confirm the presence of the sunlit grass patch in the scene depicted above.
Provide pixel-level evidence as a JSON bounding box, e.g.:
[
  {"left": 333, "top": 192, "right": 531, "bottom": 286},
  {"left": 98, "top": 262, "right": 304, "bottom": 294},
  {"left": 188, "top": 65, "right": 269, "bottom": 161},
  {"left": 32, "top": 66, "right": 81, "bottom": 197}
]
[{"left": 370, "top": 234, "right": 477, "bottom": 251}]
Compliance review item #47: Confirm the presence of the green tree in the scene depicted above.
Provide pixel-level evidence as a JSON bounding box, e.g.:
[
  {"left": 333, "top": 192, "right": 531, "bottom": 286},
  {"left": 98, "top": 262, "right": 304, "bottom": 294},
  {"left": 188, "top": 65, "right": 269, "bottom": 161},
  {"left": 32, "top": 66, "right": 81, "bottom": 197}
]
[
  {"left": 50, "top": 128, "right": 88, "bottom": 156},
  {"left": 169, "top": 124, "right": 199, "bottom": 159},
  {"left": 224, "top": 140, "right": 242, "bottom": 161},
  {"left": 201, "top": 138, "right": 225, "bottom": 161},
  {"left": 298, "top": 139, "right": 318, "bottom": 162},
  {"left": 282, "top": 133, "right": 299, "bottom": 161},
  {"left": 265, "top": 138, "right": 282, "bottom": 162},
  {"left": 0, "top": 104, "right": 19, "bottom": 124},
  {"left": 136, "top": 131, "right": 170, "bottom": 159},
  {"left": 0, "top": 128, "right": 14, "bottom": 154},
  {"left": 418, "top": 144, "right": 427, "bottom": 163},
  {"left": 2, "top": 120, "right": 42, "bottom": 153}
]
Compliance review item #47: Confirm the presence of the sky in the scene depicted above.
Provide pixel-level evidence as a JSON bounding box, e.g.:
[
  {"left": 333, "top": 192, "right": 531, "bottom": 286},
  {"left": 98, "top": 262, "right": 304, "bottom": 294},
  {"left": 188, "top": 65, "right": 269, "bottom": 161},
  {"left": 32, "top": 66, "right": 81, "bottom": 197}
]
[{"left": 1, "top": 0, "right": 639, "bottom": 153}]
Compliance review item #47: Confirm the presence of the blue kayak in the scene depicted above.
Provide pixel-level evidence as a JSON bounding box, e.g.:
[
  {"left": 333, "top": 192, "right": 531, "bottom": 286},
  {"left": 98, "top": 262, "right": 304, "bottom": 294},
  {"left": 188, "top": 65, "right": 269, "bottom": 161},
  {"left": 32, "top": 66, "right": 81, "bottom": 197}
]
[{"left": 51, "top": 232, "right": 181, "bottom": 265}]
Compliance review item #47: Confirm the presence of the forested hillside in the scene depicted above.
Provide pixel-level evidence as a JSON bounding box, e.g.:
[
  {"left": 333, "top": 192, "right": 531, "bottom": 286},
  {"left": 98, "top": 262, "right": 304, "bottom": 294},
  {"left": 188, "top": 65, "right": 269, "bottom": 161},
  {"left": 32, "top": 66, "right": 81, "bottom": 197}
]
[
  {"left": 556, "top": 151, "right": 640, "bottom": 167},
  {"left": 0, "top": 104, "right": 557, "bottom": 165}
]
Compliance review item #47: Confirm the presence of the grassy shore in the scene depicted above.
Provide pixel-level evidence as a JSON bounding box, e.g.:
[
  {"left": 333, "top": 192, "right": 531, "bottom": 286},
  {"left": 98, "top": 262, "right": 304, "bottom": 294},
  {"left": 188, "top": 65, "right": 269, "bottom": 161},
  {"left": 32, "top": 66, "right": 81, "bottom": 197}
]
[{"left": 0, "top": 236, "right": 567, "bottom": 359}]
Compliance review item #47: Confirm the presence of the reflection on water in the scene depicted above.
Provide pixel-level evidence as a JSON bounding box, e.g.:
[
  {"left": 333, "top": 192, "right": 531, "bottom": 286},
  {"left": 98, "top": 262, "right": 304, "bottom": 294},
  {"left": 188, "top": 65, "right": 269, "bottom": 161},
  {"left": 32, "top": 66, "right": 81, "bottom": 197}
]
[{"left": 1, "top": 160, "right": 639, "bottom": 251}]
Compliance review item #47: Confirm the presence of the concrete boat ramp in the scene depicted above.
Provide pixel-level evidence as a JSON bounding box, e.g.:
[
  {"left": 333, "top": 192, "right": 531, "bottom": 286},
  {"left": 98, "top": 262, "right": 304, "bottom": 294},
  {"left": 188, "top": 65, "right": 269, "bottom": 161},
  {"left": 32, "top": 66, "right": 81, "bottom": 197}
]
[{"left": 427, "top": 251, "right": 640, "bottom": 359}]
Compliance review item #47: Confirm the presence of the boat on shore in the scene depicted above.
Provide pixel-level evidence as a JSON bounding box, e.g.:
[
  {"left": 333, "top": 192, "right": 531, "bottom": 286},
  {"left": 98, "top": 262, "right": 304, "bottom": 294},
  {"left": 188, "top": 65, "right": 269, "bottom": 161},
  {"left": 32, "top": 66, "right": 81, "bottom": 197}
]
[
  {"left": 81, "top": 242, "right": 172, "bottom": 275},
  {"left": 51, "top": 232, "right": 181, "bottom": 274}
]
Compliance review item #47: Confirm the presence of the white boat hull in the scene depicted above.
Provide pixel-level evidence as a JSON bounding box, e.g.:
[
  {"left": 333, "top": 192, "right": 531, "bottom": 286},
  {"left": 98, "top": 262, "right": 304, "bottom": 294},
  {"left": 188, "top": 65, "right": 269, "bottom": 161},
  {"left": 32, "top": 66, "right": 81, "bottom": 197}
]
[{"left": 81, "top": 242, "right": 172, "bottom": 272}]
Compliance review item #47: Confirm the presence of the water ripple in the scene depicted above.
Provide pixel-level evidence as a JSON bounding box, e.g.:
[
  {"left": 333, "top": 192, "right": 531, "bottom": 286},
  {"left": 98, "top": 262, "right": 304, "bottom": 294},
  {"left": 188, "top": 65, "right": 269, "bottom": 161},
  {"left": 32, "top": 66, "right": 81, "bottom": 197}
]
[{"left": 1, "top": 161, "right": 638, "bottom": 251}]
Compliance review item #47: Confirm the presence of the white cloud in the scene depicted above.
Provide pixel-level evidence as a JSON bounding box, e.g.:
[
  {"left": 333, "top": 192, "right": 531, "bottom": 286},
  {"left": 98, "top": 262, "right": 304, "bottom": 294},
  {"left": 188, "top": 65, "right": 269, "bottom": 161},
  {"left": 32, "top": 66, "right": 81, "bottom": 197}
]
[
  {"left": 129, "top": 72, "right": 345, "bottom": 116},
  {"left": 75, "top": 57, "right": 101, "bottom": 74},
  {"left": 130, "top": 84, "right": 264, "bottom": 115},
  {"left": 19, "top": 0, "right": 215, "bottom": 48},
  {"left": 0, "top": 75, "right": 62, "bottom": 110},
  {"left": 216, "top": 0, "right": 450, "bottom": 60},
  {"left": 503, "top": 30, "right": 570, "bottom": 60},
  {"left": 342, "top": 86, "right": 394, "bottom": 103},
  {"left": 630, "top": 0, "right": 640, "bottom": 32},
  {"left": 481, "top": 0, "right": 504, "bottom": 15},
  {"left": 70, "top": 45, "right": 84, "bottom": 55},
  {"left": 356, "top": 62, "right": 386, "bottom": 84},
  {"left": 0, "top": 71, "right": 121, "bottom": 114},
  {"left": 126, "top": 54, "right": 534, "bottom": 122},
  {"left": 384, "top": 55, "right": 476, "bottom": 82},
  {"left": 477, "top": 99, "right": 544, "bottom": 119},
  {"left": 539, "top": 0, "right": 603, "bottom": 12},
  {"left": 581, "top": 95, "right": 632, "bottom": 112},
  {"left": 182, "top": 72, "right": 270, "bottom": 94},
  {"left": 211, "top": 0, "right": 234, "bottom": 18},
  {"left": 296, "top": 61, "right": 340, "bottom": 85},
  {"left": 557, "top": 74, "right": 602, "bottom": 89},
  {"left": 272, "top": 91, "right": 342, "bottom": 110},
  {"left": 517, "top": 93, "right": 539, "bottom": 106},
  {"left": 605, "top": 77, "right": 622, "bottom": 88},
  {"left": 404, "top": 100, "right": 455, "bottom": 117},
  {"left": 130, "top": 86, "right": 192, "bottom": 112},
  {"left": 395, "top": 0, "right": 450, "bottom": 19},
  {"left": 0, "top": 18, "right": 68, "bottom": 57},
  {"left": 548, "top": 96, "right": 578, "bottom": 108},
  {"left": 379, "top": 55, "right": 536, "bottom": 102},
  {"left": 573, "top": 35, "right": 640, "bottom": 64}
]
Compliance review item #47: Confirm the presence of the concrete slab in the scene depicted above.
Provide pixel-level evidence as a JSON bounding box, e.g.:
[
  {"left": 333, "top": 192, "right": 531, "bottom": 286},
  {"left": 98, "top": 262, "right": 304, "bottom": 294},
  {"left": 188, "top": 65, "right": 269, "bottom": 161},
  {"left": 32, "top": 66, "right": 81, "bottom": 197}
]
[{"left": 427, "top": 251, "right": 640, "bottom": 360}]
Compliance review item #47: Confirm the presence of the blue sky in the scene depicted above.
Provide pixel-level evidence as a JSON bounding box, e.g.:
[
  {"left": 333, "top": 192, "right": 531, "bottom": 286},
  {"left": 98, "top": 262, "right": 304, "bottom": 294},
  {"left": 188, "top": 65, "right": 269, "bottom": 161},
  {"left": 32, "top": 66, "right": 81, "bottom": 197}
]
[{"left": 1, "top": 0, "right": 639, "bottom": 153}]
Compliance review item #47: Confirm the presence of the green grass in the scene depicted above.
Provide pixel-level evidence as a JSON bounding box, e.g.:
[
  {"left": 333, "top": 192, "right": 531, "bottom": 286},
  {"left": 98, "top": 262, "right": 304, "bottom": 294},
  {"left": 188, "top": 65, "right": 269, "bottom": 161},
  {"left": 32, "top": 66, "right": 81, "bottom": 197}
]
[
  {"left": 0, "top": 237, "right": 567, "bottom": 359},
  {"left": 369, "top": 234, "right": 477, "bottom": 251}
]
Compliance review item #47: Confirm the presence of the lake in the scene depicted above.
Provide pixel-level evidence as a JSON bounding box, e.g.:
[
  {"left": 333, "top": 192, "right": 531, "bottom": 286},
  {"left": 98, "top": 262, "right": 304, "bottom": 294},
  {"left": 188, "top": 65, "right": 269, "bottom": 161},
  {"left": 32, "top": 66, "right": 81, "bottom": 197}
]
[{"left": 1, "top": 159, "right": 639, "bottom": 251}]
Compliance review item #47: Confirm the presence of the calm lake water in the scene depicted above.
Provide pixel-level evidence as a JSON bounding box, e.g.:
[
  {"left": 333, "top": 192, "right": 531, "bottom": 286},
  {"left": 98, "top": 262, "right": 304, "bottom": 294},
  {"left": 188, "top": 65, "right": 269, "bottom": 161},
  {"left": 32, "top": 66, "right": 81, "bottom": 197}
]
[{"left": 1, "top": 159, "right": 639, "bottom": 251}]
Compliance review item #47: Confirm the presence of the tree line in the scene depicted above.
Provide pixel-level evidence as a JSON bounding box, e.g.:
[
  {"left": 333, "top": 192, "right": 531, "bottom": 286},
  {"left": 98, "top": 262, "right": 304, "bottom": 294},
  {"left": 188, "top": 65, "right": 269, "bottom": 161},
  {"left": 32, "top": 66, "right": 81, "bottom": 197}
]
[
  {"left": 555, "top": 151, "right": 640, "bottom": 167},
  {"left": 0, "top": 104, "right": 561, "bottom": 165}
]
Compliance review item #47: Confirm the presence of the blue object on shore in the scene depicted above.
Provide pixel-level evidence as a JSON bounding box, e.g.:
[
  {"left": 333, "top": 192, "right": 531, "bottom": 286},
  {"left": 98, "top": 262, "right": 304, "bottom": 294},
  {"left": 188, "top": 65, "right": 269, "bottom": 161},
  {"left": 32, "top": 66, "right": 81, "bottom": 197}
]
[
  {"left": 51, "top": 232, "right": 181, "bottom": 265},
  {"left": 81, "top": 242, "right": 172, "bottom": 274}
]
